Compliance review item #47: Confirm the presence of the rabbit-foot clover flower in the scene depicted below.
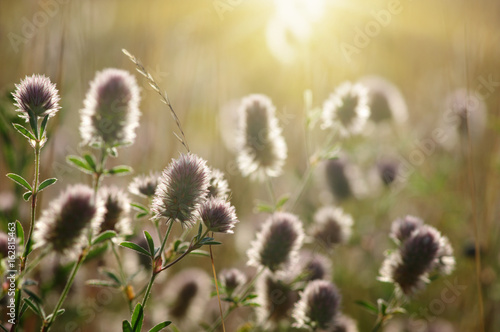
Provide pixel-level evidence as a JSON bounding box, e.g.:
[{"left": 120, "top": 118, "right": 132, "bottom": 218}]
[
  {"left": 390, "top": 215, "right": 424, "bottom": 244},
  {"left": 293, "top": 280, "right": 342, "bottom": 330},
  {"left": 128, "top": 171, "right": 160, "bottom": 198},
  {"left": 220, "top": 268, "right": 247, "bottom": 296},
  {"left": 379, "top": 223, "right": 455, "bottom": 296},
  {"left": 200, "top": 197, "right": 239, "bottom": 234},
  {"left": 312, "top": 206, "right": 353, "bottom": 249},
  {"left": 33, "top": 184, "right": 104, "bottom": 258},
  {"left": 236, "top": 94, "right": 287, "bottom": 180},
  {"left": 207, "top": 168, "right": 230, "bottom": 200},
  {"left": 256, "top": 271, "right": 298, "bottom": 325},
  {"left": 322, "top": 82, "right": 370, "bottom": 136},
  {"left": 99, "top": 186, "right": 132, "bottom": 237},
  {"left": 151, "top": 153, "right": 210, "bottom": 227},
  {"left": 296, "top": 250, "right": 332, "bottom": 282},
  {"left": 247, "top": 212, "right": 304, "bottom": 273},
  {"left": 13, "top": 74, "right": 61, "bottom": 122},
  {"left": 80, "top": 68, "right": 141, "bottom": 148}
]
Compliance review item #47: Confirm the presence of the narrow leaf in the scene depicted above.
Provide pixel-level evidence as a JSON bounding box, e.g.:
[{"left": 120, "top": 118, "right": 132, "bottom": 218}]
[
  {"left": 66, "top": 155, "right": 94, "bottom": 174},
  {"left": 131, "top": 303, "right": 144, "bottom": 332},
  {"left": 23, "top": 289, "right": 42, "bottom": 304},
  {"left": 101, "top": 270, "right": 122, "bottom": 285},
  {"left": 27, "top": 109, "right": 38, "bottom": 139},
  {"left": 16, "top": 220, "right": 24, "bottom": 247},
  {"left": 119, "top": 241, "right": 152, "bottom": 257},
  {"left": 86, "top": 279, "right": 120, "bottom": 288},
  {"left": 40, "top": 115, "right": 49, "bottom": 138},
  {"left": 189, "top": 250, "right": 210, "bottom": 257},
  {"left": 148, "top": 321, "right": 172, "bottom": 332},
  {"left": 130, "top": 203, "right": 148, "bottom": 213},
  {"left": 122, "top": 320, "right": 133, "bottom": 332},
  {"left": 92, "top": 230, "right": 117, "bottom": 245},
  {"left": 6, "top": 173, "right": 32, "bottom": 191},
  {"left": 355, "top": 300, "right": 378, "bottom": 314},
  {"left": 38, "top": 178, "right": 57, "bottom": 192},
  {"left": 144, "top": 231, "right": 155, "bottom": 256},
  {"left": 12, "top": 123, "right": 36, "bottom": 141},
  {"left": 83, "top": 153, "right": 97, "bottom": 171},
  {"left": 23, "top": 191, "right": 32, "bottom": 201},
  {"left": 24, "top": 298, "right": 43, "bottom": 318},
  {"left": 135, "top": 212, "right": 148, "bottom": 219},
  {"left": 45, "top": 309, "right": 65, "bottom": 321},
  {"left": 203, "top": 241, "right": 222, "bottom": 246},
  {"left": 107, "top": 165, "right": 133, "bottom": 176}
]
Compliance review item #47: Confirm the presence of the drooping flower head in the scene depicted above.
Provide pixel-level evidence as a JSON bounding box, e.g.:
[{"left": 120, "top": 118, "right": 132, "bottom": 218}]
[
  {"left": 128, "top": 171, "right": 160, "bottom": 198},
  {"left": 293, "top": 280, "right": 342, "bottom": 330},
  {"left": 220, "top": 268, "right": 247, "bottom": 296},
  {"left": 236, "top": 94, "right": 287, "bottom": 180},
  {"left": 200, "top": 197, "right": 239, "bottom": 234},
  {"left": 312, "top": 206, "right": 353, "bottom": 249},
  {"left": 256, "top": 271, "right": 298, "bottom": 325},
  {"left": 322, "top": 82, "right": 370, "bottom": 136},
  {"left": 80, "top": 68, "right": 141, "bottom": 148},
  {"left": 13, "top": 74, "right": 61, "bottom": 121},
  {"left": 151, "top": 153, "right": 210, "bottom": 227},
  {"left": 207, "top": 168, "right": 230, "bottom": 200},
  {"left": 99, "top": 186, "right": 132, "bottom": 237},
  {"left": 33, "top": 184, "right": 104, "bottom": 258},
  {"left": 247, "top": 212, "right": 304, "bottom": 273},
  {"left": 379, "top": 223, "right": 455, "bottom": 296}
]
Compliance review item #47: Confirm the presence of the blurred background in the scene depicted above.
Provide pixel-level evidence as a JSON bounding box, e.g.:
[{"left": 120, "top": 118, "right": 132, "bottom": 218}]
[{"left": 1, "top": 0, "right": 500, "bottom": 331}]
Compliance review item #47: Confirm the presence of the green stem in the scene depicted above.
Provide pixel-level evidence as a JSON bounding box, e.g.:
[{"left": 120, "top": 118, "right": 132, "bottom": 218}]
[
  {"left": 265, "top": 176, "right": 276, "bottom": 208},
  {"left": 17, "top": 247, "right": 49, "bottom": 281},
  {"left": 209, "top": 235, "right": 225, "bottom": 332},
  {"left": 42, "top": 249, "right": 87, "bottom": 331}
]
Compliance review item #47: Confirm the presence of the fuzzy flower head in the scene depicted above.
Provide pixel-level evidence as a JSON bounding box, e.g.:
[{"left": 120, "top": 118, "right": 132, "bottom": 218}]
[
  {"left": 322, "top": 82, "right": 370, "bottom": 136},
  {"left": 377, "top": 159, "right": 399, "bottom": 186},
  {"left": 33, "top": 184, "right": 104, "bottom": 258},
  {"left": 247, "top": 212, "right": 304, "bottom": 273},
  {"left": 207, "top": 168, "right": 230, "bottom": 200},
  {"left": 80, "top": 68, "right": 141, "bottom": 148},
  {"left": 128, "top": 171, "right": 160, "bottom": 198},
  {"left": 200, "top": 197, "right": 239, "bottom": 234},
  {"left": 151, "top": 153, "right": 210, "bottom": 227},
  {"left": 293, "top": 280, "right": 341, "bottom": 330},
  {"left": 13, "top": 74, "right": 61, "bottom": 121},
  {"left": 220, "top": 268, "right": 247, "bottom": 296},
  {"left": 296, "top": 250, "right": 332, "bottom": 282},
  {"left": 325, "top": 158, "right": 352, "bottom": 201},
  {"left": 379, "top": 224, "right": 455, "bottom": 296},
  {"left": 256, "top": 271, "right": 298, "bottom": 325},
  {"left": 99, "top": 186, "right": 132, "bottom": 237},
  {"left": 312, "top": 206, "right": 353, "bottom": 249},
  {"left": 390, "top": 215, "right": 423, "bottom": 244},
  {"left": 236, "top": 94, "right": 287, "bottom": 180}
]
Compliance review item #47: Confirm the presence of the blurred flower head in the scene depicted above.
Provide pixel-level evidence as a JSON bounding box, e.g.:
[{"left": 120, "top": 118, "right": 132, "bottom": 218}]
[
  {"left": 379, "top": 223, "right": 455, "bottom": 296},
  {"left": 390, "top": 215, "right": 424, "bottom": 244},
  {"left": 332, "top": 314, "right": 359, "bottom": 332},
  {"left": 247, "top": 212, "right": 304, "bottom": 273},
  {"left": 296, "top": 249, "right": 332, "bottom": 282},
  {"left": 256, "top": 271, "right": 298, "bottom": 325},
  {"left": 151, "top": 153, "right": 210, "bottom": 227},
  {"left": 312, "top": 206, "right": 353, "bottom": 249},
  {"left": 13, "top": 74, "right": 61, "bottom": 122},
  {"left": 199, "top": 197, "right": 239, "bottom": 234},
  {"left": 324, "top": 158, "right": 353, "bottom": 201},
  {"left": 377, "top": 159, "right": 399, "bottom": 186},
  {"left": 293, "top": 280, "right": 341, "bottom": 330},
  {"left": 99, "top": 186, "right": 132, "bottom": 237},
  {"left": 80, "top": 68, "right": 141, "bottom": 148},
  {"left": 359, "top": 76, "right": 408, "bottom": 124},
  {"left": 220, "top": 268, "right": 247, "bottom": 296},
  {"left": 322, "top": 82, "right": 370, "bottom": 136},
  {"left": 207, "top": 168, "right": 230, "bottom": 200},
  {"left": 34, "top": 184, "right": 104, "bottom": 258},
  {"left": 128, "top": 171, "right": 160, "bottom": 198},
  {"left": 236, "top": 94, "right": 287, "bottom": 180}
]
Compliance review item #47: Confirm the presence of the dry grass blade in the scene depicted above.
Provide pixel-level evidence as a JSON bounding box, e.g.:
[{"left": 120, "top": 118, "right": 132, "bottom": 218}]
[{"left": 122, "top": 49, "right": 190, "bottom": 153}]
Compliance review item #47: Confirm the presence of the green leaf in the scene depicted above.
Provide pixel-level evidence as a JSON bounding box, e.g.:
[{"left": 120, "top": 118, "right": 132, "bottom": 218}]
[
  {"left": 131, "top": 203, "right": 148, "bottom": 213},
  {"left": 120, "top": 241, "right": 152, "bottom": 257},
  {"left": 16, "top": 220, "right": 24, "bottom": 247},
  {"left": 12, "top": 123, "right": 36, "bottom": 141},
  {"left": 38, "top": 178, "right": 57, "bottom": 192},
  {"left": 23, "top": 289, "right": 42, "bottom": 304},
  {"left": 275, "top": 194, "right": 290, "bottom": 210},
  {"left": 355, "top": 300, "right": 378, "bottom": 314},
  {"left": 92, "top": 230, "right": 117, "bottom": 245},
  {"left": 0, "top": 324, "right": 8, "bottom": 332},
  {"left": 135, "top": 212, "right": 148, "bottom": 219},
  {"left": 86, "top": 279, "right": 120, "bottom": 288},
  {"left": 189, "top": 249, "right": 210, "bottom": 257},
  {"left": 148, "top": 321, "right": 172, "bottom": 332},
  {"left": 131, "top": 303, "right": 144, "bottom": 332},
  {"left": 377, "top": 299, "right": 388, "bottom": 315},
  {"left": 83, "top": 153, "right": 97, "bottom": 172},
  {"left": 40, "top": 115, "right": 49, "bottom": 138},
  {"left": 109, "top": 147, "right": 118, "bottom": 158},
  {"left": 23, "top": 191, "right": 32, "bottom": 201},
  {"left": 101, "top": 269, "right": 122, "bottom": 285},
  {"left": 27, "top": 108, "right": 38, "bottom": 139},
  {"left": 255, "top": 202, "right": 274, "bottom": 213},
  {"left": 24, "top": 298, "right": 43, "bottom": 318},
  {"left": 6, "top": 173, "right": 32, "bottom": 191},
  {"left": 45, "top": 309, "right": 65, "bottom": 321},
  {"left": 144, "top": 231, "right": 155, "bottom": 256},
  {"left": 66, "top": 155, "right": 94, "bottom": 174},
  {"left": 122, "top": 320, "right": 133, "bottom": 332},
  {"left": 203, "top": 241, "right": 222, "bottom": 246},
  {"left": 107, "top": 165, "right": 133, "bottom": 176}
]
